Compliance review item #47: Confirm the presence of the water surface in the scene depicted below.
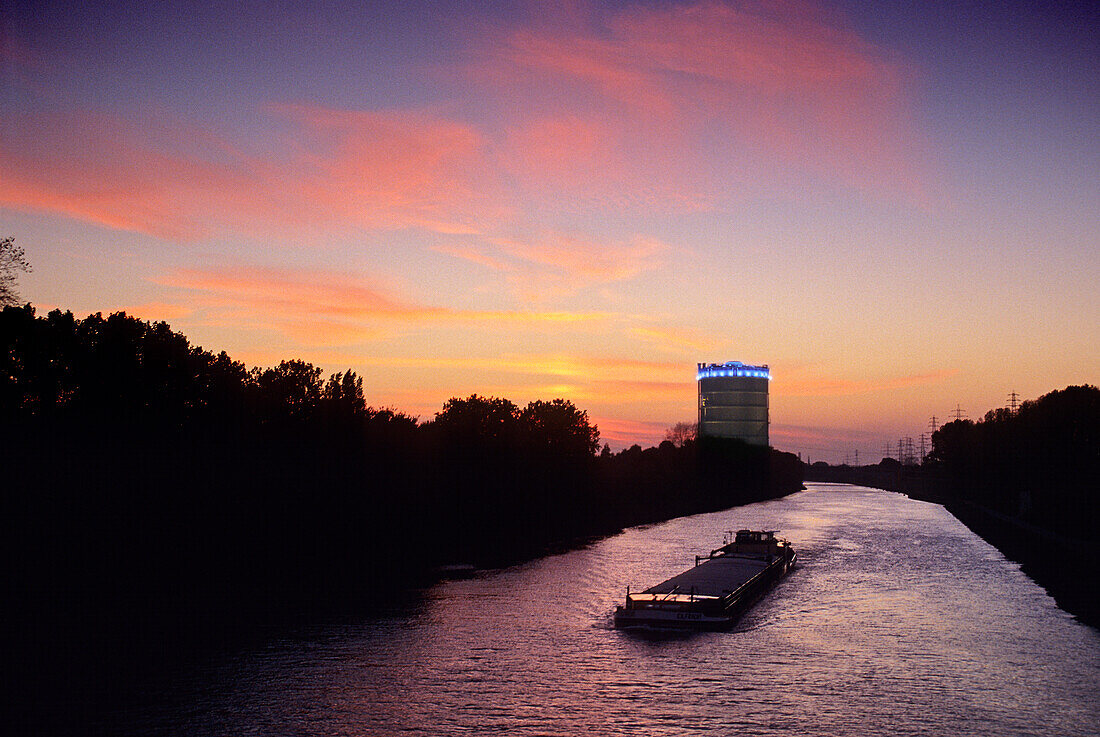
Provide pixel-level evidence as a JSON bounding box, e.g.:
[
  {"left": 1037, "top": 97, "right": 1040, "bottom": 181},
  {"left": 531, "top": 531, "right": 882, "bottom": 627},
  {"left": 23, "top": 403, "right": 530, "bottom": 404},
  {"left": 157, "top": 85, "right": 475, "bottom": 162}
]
[{"left": 106, "top": 484, "right": 1100, "bottom": 736}]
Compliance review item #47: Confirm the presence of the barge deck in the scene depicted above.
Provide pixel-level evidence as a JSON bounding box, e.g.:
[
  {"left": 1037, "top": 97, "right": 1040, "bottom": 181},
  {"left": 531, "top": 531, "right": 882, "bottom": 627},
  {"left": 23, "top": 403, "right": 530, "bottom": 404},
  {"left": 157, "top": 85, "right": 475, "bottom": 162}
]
[{"left": 613, "top": 529, "right": 795, "bottom": 629}]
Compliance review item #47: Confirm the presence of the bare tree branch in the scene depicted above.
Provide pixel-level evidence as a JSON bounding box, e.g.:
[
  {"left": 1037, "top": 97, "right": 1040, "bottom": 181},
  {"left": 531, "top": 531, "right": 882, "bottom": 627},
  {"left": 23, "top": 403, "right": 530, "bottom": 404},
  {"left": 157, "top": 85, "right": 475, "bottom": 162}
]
[{"left": 0, "top": 237, "right": 32, "bottom": 307}]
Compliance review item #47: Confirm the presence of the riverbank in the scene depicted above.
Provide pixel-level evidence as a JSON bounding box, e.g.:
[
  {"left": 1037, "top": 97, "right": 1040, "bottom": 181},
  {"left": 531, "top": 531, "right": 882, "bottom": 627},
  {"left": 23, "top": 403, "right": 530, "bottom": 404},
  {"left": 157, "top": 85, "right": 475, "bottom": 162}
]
[
  {"left": 80, "top": 484, "right": 1100, "bottom": 737},
  {"left": 937, "top": 497, "right": 1098, "bottom": 628},
  {"left": 804, "top": 465, "right": 1099, "bottom": 629}
]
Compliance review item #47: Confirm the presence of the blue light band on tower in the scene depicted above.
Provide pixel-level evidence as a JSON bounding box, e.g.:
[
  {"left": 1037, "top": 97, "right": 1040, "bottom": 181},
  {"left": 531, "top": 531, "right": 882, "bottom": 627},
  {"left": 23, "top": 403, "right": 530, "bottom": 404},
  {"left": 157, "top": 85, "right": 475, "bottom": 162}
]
[
  {"left": 696, "top": 361, "right": 772, "bottom": 381},
  {"left": 697, "top": 361, "right": 770, "bottom": 446}
]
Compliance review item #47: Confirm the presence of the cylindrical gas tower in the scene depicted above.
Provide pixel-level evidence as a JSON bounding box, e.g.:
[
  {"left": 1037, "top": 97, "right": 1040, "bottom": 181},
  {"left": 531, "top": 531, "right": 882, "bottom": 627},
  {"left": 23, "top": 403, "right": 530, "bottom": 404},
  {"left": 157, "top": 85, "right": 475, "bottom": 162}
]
[{"left": 697, "top": 361, "right": 770, "bottom": 446}]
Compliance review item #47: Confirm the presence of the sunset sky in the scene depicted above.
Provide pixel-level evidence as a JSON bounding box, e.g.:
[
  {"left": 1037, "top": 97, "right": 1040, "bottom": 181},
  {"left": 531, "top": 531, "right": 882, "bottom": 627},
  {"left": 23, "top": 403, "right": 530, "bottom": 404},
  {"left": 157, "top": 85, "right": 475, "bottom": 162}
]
[{"left": 3, "top": 0, "right": 1097, "bottom": 460}]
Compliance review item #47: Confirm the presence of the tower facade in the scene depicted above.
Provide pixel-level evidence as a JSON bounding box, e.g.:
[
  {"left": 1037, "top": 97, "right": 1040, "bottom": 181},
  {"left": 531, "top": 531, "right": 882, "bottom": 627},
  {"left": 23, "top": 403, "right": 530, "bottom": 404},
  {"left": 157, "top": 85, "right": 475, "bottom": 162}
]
[{"left": 697, "top": 361, "right": 770, "bottom": 446}]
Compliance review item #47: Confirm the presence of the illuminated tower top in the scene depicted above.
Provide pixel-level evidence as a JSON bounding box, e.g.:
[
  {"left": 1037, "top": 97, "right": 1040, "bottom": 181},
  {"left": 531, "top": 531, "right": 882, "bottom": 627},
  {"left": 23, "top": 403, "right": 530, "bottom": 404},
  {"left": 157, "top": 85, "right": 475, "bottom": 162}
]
[{"left": 696, "top": 361, "right": 771, "bottom": 381}]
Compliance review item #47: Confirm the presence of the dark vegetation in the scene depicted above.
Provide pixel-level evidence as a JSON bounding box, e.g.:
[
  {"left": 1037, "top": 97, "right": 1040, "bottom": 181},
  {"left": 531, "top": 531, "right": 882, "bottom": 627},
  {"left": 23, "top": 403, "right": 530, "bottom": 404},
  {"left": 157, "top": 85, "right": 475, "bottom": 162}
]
[
  {"left": 927, "top": 385, "right": 1099, "bottom": 537},
  {"left": 1, "top": 305, "right": 802, "bottom": 718},
  {"left": 805, "top": 385, "right": 1100, "bottom": 627},
  {"left": 0, "top": 236, "right": 31, "bottom": 307}
]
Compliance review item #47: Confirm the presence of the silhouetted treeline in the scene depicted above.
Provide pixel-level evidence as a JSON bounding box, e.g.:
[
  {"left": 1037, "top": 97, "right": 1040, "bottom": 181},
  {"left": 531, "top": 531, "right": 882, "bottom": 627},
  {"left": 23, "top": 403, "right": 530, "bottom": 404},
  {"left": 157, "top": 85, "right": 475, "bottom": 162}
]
[
  {"left": 802, "top": 386, "right": 1098, "bottom": 538},
  {"left": 2, "top": 305, "right": 801, "bottom": 714},
  {"left": 597, "top": 438, "right": 803, "bottom": 530},
  {"left": 927, "top": 385, "right": 1100, "bottom": 539}
]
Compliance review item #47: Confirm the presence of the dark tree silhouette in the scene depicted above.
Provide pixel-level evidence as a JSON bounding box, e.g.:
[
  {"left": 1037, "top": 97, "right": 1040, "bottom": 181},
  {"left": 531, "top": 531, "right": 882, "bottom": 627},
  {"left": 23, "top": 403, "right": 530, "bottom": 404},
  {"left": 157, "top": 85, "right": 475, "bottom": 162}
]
[
  {"left": 432, "top": 393, "right": 521, "bottom": 441},
  {"left": 323, "top": 370, "right": 366, "bottom": 415},
  {"left": 253, "top": 359, "right": 324, "bottom": 419},
  {"left": 928, "top": 384, "right": 1100, "bottom": 537},
  {"left": 664, "top": 421, "right": 697, "bottom": 448},
  {"left": 520, "top": 398, "right": 600, "bottom": 457},
  {"left": 0, "top": 237, "right": 31, "bottom": 307},
  {"left": 2, "top": 305, "right": 803, "bottom": 727}
]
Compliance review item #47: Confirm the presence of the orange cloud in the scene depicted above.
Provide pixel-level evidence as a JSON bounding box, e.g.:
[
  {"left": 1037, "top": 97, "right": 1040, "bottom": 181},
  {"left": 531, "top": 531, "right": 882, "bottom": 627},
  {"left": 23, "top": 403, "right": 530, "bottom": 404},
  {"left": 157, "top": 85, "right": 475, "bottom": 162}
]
[
  {"left": 227, "top": 350, "right": 696, "bottom": 446},
  {"left": 630, "top": 326, "right": 717, "bottom": 353},
  {"left": 494, "top": 234, "right": 666, "bottom": 282},
  {"left": 280, "top": 354, "right": 693, "bottom": 426},
  {"left": 578, "top": 379, "right": 694, "bottom": 404},
  {"left": 163, "top": 267, "right": 444, "bottom": 321},
  {"left": 119, "top": 302, "right": 195, "bottom": 322},
  {"left": 370, "top": 359, "right": 690, "bottom": 403},
  {"left": 156, "top": 265, "right": 608, "bottom": 346},
  {"left": 333, "top": 354, "right": 685, "bottom": 385}
]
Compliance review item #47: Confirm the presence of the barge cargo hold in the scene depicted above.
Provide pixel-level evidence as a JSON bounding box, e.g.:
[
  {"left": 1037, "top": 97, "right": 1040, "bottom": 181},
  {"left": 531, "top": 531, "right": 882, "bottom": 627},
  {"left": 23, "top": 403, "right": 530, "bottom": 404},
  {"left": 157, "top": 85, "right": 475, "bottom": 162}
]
[{"left": 613, "top": 529, "right": 796, "bottom": 630}]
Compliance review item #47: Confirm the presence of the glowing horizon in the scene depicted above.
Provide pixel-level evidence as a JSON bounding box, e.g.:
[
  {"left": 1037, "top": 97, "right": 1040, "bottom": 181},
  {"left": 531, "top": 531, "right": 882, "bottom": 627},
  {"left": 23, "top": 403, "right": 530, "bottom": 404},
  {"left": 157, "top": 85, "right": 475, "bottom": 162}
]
[{"left": 3, "top": 0, "right": 1097, "bottom": 460}]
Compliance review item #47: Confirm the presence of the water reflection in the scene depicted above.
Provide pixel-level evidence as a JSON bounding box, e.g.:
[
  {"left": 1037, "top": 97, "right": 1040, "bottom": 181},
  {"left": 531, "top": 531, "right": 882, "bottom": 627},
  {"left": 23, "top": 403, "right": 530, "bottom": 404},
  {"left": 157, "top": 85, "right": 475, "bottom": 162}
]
[{"left": 104, "top": 484, "right": 1100, "bottom": 736}]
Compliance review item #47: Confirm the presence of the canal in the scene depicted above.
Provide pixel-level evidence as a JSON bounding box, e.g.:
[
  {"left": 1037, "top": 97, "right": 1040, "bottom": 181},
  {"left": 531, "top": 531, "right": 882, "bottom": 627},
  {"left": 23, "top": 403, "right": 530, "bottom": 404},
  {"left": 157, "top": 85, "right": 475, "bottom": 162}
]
[{"left": 103, "top": 483, "right": 1100, "bottom": 736}]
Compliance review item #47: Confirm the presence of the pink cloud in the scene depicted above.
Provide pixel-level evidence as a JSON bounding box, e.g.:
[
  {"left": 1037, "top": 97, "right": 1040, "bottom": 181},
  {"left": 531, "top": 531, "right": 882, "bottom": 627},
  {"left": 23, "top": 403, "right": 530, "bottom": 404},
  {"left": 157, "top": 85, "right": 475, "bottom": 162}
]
[
  {"left": 488, "top": 27, "right": 673, "bottom": 113},
  {"left": 0, "top": 111, "right": 254, "bottom": 239},
  {"left": 432, "top": 244, "right": 516, "bottom": 273},
  {"left": 269, "top": 104, "right": 507, "bottom": 234},
  {"left": 504, "top": 116, "right": 607, "bottom": 180},
  {"left": 475, "top": 0, "right": 926, "bottom": 199},
  {"left": 498, "top": 110, "right": 715, "bottom": 211},
  {"left": 1, "top": 2, "right": 929, "bottom": 258},
  {"left": 436, "top": 231, "right": 669, "bottom": 298},
  {"left": 0, "top": 105, "right": 503, "bottom": 240}
]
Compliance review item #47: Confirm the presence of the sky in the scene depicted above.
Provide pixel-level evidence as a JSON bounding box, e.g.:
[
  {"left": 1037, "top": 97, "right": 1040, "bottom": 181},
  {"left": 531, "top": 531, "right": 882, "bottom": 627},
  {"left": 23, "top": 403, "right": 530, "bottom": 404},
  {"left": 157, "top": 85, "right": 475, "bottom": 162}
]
[{"left": 2, "top": 0, "right": 1098, "bottom": 460}]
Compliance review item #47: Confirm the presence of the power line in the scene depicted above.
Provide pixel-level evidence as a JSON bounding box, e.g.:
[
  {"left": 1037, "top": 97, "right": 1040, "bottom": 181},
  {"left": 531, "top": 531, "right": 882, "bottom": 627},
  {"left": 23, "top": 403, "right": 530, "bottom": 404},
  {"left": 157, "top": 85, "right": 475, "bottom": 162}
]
[
  {"left": 1007, "top": 390, "right": 1020, "bottom": 414},
  {"left": 950, "top": 404, "right": 967, "bottom": 422}
]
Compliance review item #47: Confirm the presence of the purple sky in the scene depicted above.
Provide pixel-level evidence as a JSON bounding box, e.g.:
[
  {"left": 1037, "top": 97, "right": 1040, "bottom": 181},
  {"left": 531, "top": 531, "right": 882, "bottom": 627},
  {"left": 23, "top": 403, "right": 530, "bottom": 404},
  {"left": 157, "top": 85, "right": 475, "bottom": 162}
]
[{"left": 3, "top": 0, "right": 1098, "bottom": 459}]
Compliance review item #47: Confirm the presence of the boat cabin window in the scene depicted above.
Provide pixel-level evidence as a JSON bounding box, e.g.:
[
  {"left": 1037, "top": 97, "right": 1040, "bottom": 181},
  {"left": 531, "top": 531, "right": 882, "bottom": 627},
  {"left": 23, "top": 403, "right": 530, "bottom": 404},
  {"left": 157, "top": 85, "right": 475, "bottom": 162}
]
[{"left": 734, "top": 530, "right": 775, "bottom": 544}]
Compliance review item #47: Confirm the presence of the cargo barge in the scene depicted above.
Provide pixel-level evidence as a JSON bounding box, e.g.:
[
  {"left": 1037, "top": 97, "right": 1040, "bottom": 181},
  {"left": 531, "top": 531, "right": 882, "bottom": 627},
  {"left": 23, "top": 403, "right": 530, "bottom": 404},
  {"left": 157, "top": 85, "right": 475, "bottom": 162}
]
[{"left": 613, "top": 529, "right": 796, "bottom": 629}]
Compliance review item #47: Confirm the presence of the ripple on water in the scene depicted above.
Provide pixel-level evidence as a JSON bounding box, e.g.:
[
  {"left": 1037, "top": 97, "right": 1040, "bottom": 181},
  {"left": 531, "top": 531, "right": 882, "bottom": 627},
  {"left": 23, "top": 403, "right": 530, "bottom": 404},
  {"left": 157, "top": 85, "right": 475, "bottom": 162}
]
[{"left": 100, "top": 484, "right": 1100, "bottom": 737}]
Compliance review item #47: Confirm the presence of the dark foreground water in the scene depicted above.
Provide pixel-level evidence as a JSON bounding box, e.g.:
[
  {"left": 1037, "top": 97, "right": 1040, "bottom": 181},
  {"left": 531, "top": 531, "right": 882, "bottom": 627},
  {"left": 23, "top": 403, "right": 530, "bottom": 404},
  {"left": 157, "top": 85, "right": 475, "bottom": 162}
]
[{"left": 103, "top": 484, "right": 1100, "bottom": 736}]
